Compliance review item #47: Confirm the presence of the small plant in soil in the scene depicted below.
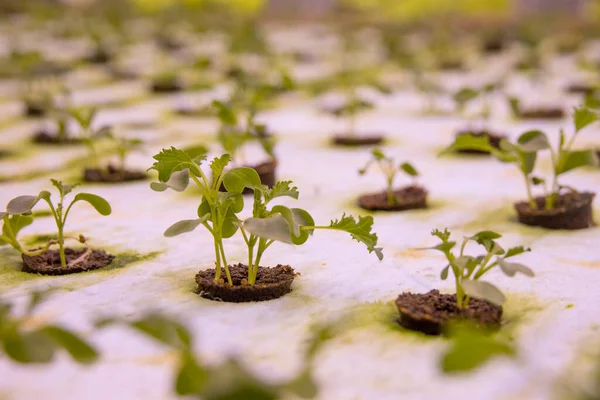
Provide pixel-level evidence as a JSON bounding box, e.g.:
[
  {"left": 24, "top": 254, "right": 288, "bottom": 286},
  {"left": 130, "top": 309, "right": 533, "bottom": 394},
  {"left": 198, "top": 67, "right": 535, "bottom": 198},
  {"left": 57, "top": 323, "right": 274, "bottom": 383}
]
[
  {"left": 84, "top": 130, "right": 146, "bottom": 183},
  {"left": 444, "top": 106, "right": 600, "bottom": 229},
  {"left": 21, "top": 80, "right": 55, "bottom": 117},
  {"left": 0, "top": 291, "right": 99, "bottom": 364},
  {"left": 97, "top": 312, "right": 332, "bottom": 399},
  {"left": 0, "top": 179, "right": 114, "bottom": 275},
  {"left": 33, "top": 108, "right": 73, "bottom": 144},
  {"left": 357, "top": 148, "right": 427, "bottom": 211},
  {"left": 452, "top": 83, "right": 506, "bottom": 154},
  {"left": 150, "top": 69, "right": 184, "bottom": 93},
  {"left": 213, "top": 99, "right": 277, "bottom": 189},
  {"left": 395, "top": 228, "right": 534, "bottom": 335},
  {"left": 507, "top": 96, "right": 564, "bottom": 120},
  {"left": 150, "top": 147, "right": 382, "bottom": 302},
  {"left": 69, "top": 106, "right": 112, "bottom": 171}
]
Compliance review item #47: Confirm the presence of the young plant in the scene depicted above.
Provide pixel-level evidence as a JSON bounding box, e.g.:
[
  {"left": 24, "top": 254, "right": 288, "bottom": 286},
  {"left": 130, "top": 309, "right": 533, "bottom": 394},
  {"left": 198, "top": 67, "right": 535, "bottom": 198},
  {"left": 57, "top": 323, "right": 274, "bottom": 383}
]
[
  {"left": 426, "top": 228, "right": 534, "bottom": 309},
  {"left": 1, "top": 180, "right": 112, "bottom": 268},
  {"left": 358, "top": 148, "right": 419, "bottom": 206},
  {"left": 108, "top": 132, "right": 143, "bottom": 173},
  {"left": 0, "top": 291, "right": 99, "bottom": 364},
  {"left": 70, "top": 107, "right": 111, "bottom": 167},
  {"left": 443, "top": 106, "right": 600, "bottom": 209},
  {"left": 453, "top": 81, "right": 503, "bottom": 127},
  {"left": 150, "top": 147, "right": 383, "bottom": 286},
  {"left": 150, "top": 148, "right": 259, "bottom": 285}
]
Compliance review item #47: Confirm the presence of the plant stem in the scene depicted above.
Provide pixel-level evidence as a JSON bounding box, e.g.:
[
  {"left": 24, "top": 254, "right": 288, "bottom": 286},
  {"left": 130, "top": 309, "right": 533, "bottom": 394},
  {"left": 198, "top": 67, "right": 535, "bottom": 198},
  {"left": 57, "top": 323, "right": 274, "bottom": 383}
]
[
  {"left": 218, "top": 240, "right": 232, "bottom": 285},
  {"left": 213, "top": 237, "right": 222, "bottom": 282},
  {"left": 386, "top": 175, "right": 395, "bottom": 206},
  {"left": 523, "top": 174, "right": 536, "bottom": 209}
]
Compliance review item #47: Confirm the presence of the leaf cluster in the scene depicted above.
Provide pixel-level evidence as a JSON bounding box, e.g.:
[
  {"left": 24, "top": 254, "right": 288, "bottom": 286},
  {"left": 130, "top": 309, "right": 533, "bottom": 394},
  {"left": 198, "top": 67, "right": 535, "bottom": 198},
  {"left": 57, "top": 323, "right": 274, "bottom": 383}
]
[{"left": 427, "top": 228, "right": 534, "bottom": 308}]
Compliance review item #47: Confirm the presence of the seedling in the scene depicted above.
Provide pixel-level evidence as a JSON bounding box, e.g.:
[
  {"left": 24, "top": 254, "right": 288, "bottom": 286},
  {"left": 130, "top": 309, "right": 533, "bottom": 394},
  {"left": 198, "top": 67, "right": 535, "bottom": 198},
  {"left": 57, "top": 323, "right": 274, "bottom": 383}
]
[
  {"left": 1, "top": 179, "right": 112, "bottom": 268},
  {"left": 150, "top": 147, "right": 383, "bottom": 286},
  {"left": 453, "top": 81, "right": 503, "bottom": 127},
  {"left": 0, "top": 291, "right": 98, "bottom": 364},
  {"left": 108, "top": 131, "right": 143, "bottom": 174},
  {"left": 358, "top": 148, "right": 419, "bottom": 206},
  {"left": 69, "top": 107, "right": 111, "bottom": 167},
  {"left": 443, "top": 106, "right": 600, "bottom": 209},
  {"left": 213, "top": 99, "right": 276, "bottom": 165},
  {"left": 426, "top": 228, "right": 534, "bottom": 308}
]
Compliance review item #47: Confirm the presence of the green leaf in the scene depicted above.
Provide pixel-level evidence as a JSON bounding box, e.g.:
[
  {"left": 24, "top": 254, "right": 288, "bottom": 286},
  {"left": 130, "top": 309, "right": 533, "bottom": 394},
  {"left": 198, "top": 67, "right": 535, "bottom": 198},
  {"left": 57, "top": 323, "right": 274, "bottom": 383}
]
[
  {"left": 164, "top": 218, "right": 207, "bottom": 237},
  {"left": 222, "top": 167, "right": 262, "bottom": 193},
  {"left": 517, "top": 130, "right": 550, "bottom": 152},
  {"left": 243, "top": 215, "right": 297, "bottom": 244},
  {"left": 462, "top": 279, "right": 506, "bottom": 306},
  {"left": 371, "top": 148, "right": 386, "bottom": 160},
  {"left": 6, "top": 214, "right": 34, "bottom": 237},
  {"left": 72, "top": 193, "right": 112, "bottom": 216},
  {"left": 130, "top": 314, "right": 191, "bottom": 349},
  {"left": 40, "top": 326, "right": 99, "bottom": 364},
  {"left": 150, "top": 147, "right": 205, "bottom": 182},
  {"left": 573, "top": 106, "right": 600, "bottom": 132},
  {"left": 441, "top": 324, "right": 515, "bottom": 373},
  {"left": 519, "top": 151, "right": 537, "bottom": 175},
  {"left": 431, "top": 228, "right": 451, "bottom": 242},
  {"left": 497, "top": 259, "right": 535, "bottom": 277},
  {"left": 263, "top": 181, "right": 299, "bottom": 204},
  {"left": 507, "top": 96, "right": 521, "bottom": 117},
  {"left": 212, "top": 100, "right": 237, "bottom": 125},
  {"left": 285, "top": 369, "right": 318, "bottom": 399},
  {"left": 400, "top": 162, "right": 418, "bottom": 177},
  {"left": 531, "top": 176, "right": 545, "bottom": 185},
  {"left": 150, "top": 170, "right": 190, "bottom": 192},
  {"left": 504, "top": 246, "right": 531, "bottom": 258},
  {"left": 3, "top": 330, "right": 55, "bottom": 364},
  {"left": 271, "top": 205, "right": 315, "bottom": 244},
  {"left": 471, "top": 231, "right": 502, "bottom": 242},
  {"left": 453, "top": 87, "right": 478, "bottom": 106},
  {"left": 440, "top": 265, "right": 450, "bottom": 280},
  {"left": 175, "top": 353, "right": 207, "bottom": 395},
  {"left": 556, "top": 149, "right": 599, "bottom": 175},
  {"left": 7, "top": 195, "right": 42, "bottom": 214},
  {"left": 326, "top": 214, "right": 383, "bottom": 260},
  {"left": 210, "top": 154, "right": 232, "bottom": 185},
  {"left": 442, "top": 134, "right": 496, "bottom": 155}
]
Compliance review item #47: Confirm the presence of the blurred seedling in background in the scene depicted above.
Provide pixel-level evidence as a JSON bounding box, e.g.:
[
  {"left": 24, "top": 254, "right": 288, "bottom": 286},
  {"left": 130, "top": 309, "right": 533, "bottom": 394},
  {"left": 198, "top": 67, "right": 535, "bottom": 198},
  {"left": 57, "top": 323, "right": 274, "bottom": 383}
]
[
  {"left": 426, "top": 229, "right": 534, "bottom": 308},
  {"left": 359, "top": 148, "right": 419, "bottom": 206},
  {"left": 70, "top": 106, "right": 112, "bottom": 168},
  {"left": 453, "top": 81, "right": 504, "bottom": 128},
  {"left": 0, "top": 291, "right": 99, "bottom": 364},
  {"left": 1, "top": 180, "right": 111, "bottom": 268}
]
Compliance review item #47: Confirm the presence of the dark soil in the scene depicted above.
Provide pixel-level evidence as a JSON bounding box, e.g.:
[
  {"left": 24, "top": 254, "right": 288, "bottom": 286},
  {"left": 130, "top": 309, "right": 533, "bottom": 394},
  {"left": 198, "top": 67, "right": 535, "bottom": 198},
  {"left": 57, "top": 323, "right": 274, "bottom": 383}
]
[
  {"left": 151, "top": 79, "right": 184, "bottom": 93},
  {"left": 566, "top": 83, "right": 596, "bottom": 95},
  {"left": 455, "top": 130, "right": 506, "bottom": 155},
  {"left": 22, "top": 248, "right": 115, "bottom": 275},
  {"left": 332, "top": 135, "right": 384, "bottom": 147},
  {"left": 32, "top": 131, "right": 81, "bottom": 145},
  {"left": 518, "top": 107, "right": 565, "bottom": 119},
  {"left": 395, "top": 290, "right": 503, "bottom": 335},
  {"left": 84, "top": 49, "right": 111, "bottom": 64},
  {"left": 483, "top": 37, "right": 505, "bottom": 53},
  {"left": 358, "top": 185, "right": 428, "bottom": 211},
  {"left": 84, "top": 165, "right": 147, "bottom": 183},
  {"left": 514, "top": 191, "right": 595, "bottom": 230},
  {"left": 195, "top": 263, "right": 297, "bottom": 302},
  {"left": 24, "top": 103, "right": 47, "bottom": 117}
]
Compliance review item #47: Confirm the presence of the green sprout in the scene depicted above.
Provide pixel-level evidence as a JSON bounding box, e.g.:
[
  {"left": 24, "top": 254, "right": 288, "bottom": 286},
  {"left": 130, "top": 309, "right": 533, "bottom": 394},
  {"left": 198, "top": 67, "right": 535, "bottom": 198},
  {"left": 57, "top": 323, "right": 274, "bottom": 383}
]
[
  {"left": 107, "top": 132, "right": 143, "bottom": 174},
  {"left": 213, "top": 99, "right": 276, "bottom": 165},
  {"left": 358, "top": 148, "right": 419, "bottom": 206},
  {"left": 150, "top": 147, "right": 383, "bottom": 286},
  {"left": 0, "top": 291, "right": 99, "bottom": 364},
  {"left": 0, "top": 179, "right": 112, "bottom": 268},
  {"left": 97, "top": 312, "right": 333, "bottom": 400},
  {"left": 69, "top": 107, "right": 111, "bottom": 167},
  {"left": 443, "top": 106, "right": 600, "bottom": 209},
  {"left": 426, "top": 228, "right": 534, "bottom": 309},
  {"left": 453, "top": 81, "right": 503, "bottom": 126}
]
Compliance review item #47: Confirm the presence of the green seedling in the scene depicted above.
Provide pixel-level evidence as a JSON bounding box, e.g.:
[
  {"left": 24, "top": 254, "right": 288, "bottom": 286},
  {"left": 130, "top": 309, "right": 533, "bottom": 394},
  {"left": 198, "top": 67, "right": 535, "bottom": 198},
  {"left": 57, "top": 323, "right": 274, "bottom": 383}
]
[
  {"left": 0, "top": 291, "right": 99, "bottom": 364},
  {"left": 426, "top": 228, "right": 534, "bottom": 308},
  {"left": 453, "top": 81, "right": 503, "bottom": 126},
  {"left": 69, "top": 107, "right": 111, "bottom": 167},
  {"left": 150, "top": 147, "right": 382, "bottom": 286},
  {"left": 108, "top": 132, "right": 143, "bottom": 173},
  {"left": 213, "top": 99, "right": 276, "bottom": 165},
  {"left": 97, "top": 312, "right": 333, "bottom": 400},
  {"left": 0, "top": 179, "right": 112, "bottom": 267},
  {"left": 443, "top": 106, "right": 600, "bottom": 209},
  {"left": 358, "top": 148, "right": 419, "bottom": 206}
]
